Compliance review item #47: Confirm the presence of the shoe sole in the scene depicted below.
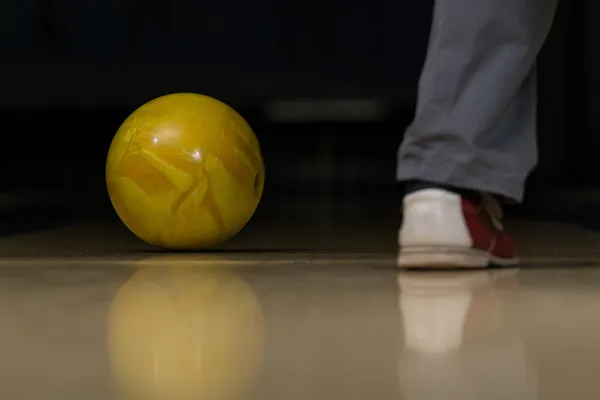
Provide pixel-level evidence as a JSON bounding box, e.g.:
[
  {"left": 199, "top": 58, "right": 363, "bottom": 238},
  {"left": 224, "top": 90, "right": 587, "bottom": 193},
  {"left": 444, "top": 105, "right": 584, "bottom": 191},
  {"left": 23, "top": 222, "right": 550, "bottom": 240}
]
[{"left": 397, "top": 246, "right": 518, "bottom": 269}]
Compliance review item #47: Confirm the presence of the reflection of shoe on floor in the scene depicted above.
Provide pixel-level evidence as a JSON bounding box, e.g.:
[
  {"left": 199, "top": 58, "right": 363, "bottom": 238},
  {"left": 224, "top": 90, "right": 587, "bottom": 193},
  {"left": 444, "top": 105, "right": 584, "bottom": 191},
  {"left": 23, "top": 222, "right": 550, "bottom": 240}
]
[
  {"left": 397, "top": 269, "right": 519, "bottom": 355},
  {"left": 397, "top": 270, "right": 536, "bottom": 400},
  {"left": 398, "top": 189, "right": 518, "bottom": 268},
  {"left": 397, "top": 269, "right": 518, "bottom": 294}
]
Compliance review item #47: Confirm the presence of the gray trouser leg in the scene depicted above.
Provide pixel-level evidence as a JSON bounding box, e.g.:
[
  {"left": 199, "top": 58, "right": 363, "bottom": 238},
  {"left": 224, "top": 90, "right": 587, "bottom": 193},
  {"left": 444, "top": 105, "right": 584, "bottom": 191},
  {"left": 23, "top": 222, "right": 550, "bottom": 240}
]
[{"left": 397, "top": 0, "right": 558, "bottom": 202}]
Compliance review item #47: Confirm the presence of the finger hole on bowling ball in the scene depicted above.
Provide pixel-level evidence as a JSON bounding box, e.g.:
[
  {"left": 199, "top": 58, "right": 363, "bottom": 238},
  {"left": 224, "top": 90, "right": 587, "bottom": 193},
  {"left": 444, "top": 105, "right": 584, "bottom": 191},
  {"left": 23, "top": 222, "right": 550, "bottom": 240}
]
[{"left": 254, "top": 173, "right": 262, "bottom": 196}]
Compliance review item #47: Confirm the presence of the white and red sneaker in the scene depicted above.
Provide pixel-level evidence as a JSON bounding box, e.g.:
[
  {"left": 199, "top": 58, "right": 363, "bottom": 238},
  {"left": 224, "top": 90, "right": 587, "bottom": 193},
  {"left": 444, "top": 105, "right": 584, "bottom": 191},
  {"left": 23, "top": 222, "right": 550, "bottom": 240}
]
[{"left": 398, "top": 189, "right": 517, "bottom": 268}]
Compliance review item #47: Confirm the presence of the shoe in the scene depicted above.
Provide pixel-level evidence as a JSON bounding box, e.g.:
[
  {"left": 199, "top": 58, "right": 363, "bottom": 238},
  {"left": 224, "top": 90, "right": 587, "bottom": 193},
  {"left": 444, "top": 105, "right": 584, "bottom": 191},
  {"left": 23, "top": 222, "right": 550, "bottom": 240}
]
[{"left": 397, "top": 189, "right": 517, "bottom": 268}]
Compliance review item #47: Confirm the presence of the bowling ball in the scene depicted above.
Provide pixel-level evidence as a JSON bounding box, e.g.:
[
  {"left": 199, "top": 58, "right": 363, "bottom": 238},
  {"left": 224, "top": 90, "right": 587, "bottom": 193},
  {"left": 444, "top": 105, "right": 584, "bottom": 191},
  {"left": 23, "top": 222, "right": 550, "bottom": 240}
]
[
  {"left": 106, "top": 93, "right": 264, "bottom": 250},
  {"left": 107, "top": 262, "right": 264, "bottom": 400}
]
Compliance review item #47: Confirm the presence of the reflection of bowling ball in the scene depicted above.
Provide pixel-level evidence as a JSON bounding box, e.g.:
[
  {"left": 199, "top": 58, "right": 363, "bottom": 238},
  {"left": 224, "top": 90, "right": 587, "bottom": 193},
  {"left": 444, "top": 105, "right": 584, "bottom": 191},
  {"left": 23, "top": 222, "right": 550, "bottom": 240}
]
[
  {"left": 107, "top": 264, "right": 264, "bottom": 400},
  {"left": 106, "top": 93, "right": 265, "bottom": 249}
]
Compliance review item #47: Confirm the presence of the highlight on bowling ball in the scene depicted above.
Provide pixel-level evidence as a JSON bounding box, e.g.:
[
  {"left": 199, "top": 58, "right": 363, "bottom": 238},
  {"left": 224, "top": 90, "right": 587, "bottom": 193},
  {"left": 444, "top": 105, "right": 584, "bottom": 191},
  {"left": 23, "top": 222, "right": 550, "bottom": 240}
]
[
  {"left": 107, "top": 261, "right": 264, "bottom": 400},
  {"left": 106, "top": 93, "right": 265, "bottom": 250}
]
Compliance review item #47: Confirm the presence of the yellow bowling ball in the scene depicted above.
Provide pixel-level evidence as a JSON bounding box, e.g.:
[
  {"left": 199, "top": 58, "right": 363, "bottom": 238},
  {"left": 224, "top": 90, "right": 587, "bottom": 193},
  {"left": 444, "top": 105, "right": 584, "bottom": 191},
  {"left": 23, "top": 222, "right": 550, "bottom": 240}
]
[
  {"left": 107, "top": 263, "right": 264, "bottom": 400},
  {"left": 106, "top": 93, "right": 264, "bottom": 249}
]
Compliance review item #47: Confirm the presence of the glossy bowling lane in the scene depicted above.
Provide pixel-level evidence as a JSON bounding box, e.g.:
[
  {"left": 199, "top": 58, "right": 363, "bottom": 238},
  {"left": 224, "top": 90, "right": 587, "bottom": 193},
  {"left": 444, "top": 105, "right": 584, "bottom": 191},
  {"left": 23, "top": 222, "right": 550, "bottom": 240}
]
[{"left": 0, "top": 254, "right": 600, "bottom": 399}]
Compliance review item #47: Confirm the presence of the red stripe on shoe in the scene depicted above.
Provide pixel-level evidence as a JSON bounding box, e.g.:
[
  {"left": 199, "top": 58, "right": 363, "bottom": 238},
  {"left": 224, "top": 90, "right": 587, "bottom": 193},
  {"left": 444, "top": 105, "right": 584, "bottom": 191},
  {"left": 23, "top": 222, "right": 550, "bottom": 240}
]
[{"left": 461, "top": 198, "right": 516, "bottom": 260}]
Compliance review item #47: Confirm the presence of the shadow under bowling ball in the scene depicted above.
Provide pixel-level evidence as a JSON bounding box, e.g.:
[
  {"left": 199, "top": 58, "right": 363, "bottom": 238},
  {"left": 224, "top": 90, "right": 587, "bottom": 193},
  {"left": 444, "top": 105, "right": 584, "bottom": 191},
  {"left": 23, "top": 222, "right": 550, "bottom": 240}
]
[{"left": 107, "top": 259, "right": 264, "bottom": 400}]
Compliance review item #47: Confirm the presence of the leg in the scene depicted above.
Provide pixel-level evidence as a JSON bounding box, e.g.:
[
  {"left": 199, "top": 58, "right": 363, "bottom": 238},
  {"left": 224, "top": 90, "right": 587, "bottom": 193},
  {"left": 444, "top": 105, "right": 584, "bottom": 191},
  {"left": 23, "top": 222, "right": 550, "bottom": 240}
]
[
  {"left": 398, "top": 0, "right": 557, "bottom": 202},
  {"left": 397, "top": 0, "right": 558, "bottom": 268}
]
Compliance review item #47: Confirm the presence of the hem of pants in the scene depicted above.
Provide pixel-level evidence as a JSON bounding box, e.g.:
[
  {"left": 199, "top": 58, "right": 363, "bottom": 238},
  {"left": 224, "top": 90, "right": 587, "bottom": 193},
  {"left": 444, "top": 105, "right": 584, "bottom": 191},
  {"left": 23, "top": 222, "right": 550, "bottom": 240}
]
[{"left": 396, "top": 160, "right": 525, "bottom": 203}]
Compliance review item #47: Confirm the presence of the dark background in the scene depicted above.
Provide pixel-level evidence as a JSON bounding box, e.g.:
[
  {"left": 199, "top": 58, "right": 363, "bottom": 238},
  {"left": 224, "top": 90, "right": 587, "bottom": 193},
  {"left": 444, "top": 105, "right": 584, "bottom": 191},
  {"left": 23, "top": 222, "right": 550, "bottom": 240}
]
[{"left": 0, "top": 1, "right": 596, "bottom": 237}]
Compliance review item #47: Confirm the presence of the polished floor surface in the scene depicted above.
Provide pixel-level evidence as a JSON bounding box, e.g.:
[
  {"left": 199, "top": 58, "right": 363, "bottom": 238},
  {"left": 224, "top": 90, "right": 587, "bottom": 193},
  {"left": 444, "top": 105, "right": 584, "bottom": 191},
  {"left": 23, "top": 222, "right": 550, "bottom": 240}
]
[{"left": 1, "top": 216, "right": 600, "bottom": 399}]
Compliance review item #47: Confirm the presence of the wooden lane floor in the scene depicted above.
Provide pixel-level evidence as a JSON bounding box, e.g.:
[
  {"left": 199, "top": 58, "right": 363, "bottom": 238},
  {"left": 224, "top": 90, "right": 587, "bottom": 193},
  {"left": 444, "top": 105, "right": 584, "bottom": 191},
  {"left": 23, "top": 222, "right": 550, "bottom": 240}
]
[
  {"left": 0, "top": 241, "right": 600, "bottom": 398},
  {"left": 0, "top": 215, "right": 599, "bottom": 265}
]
